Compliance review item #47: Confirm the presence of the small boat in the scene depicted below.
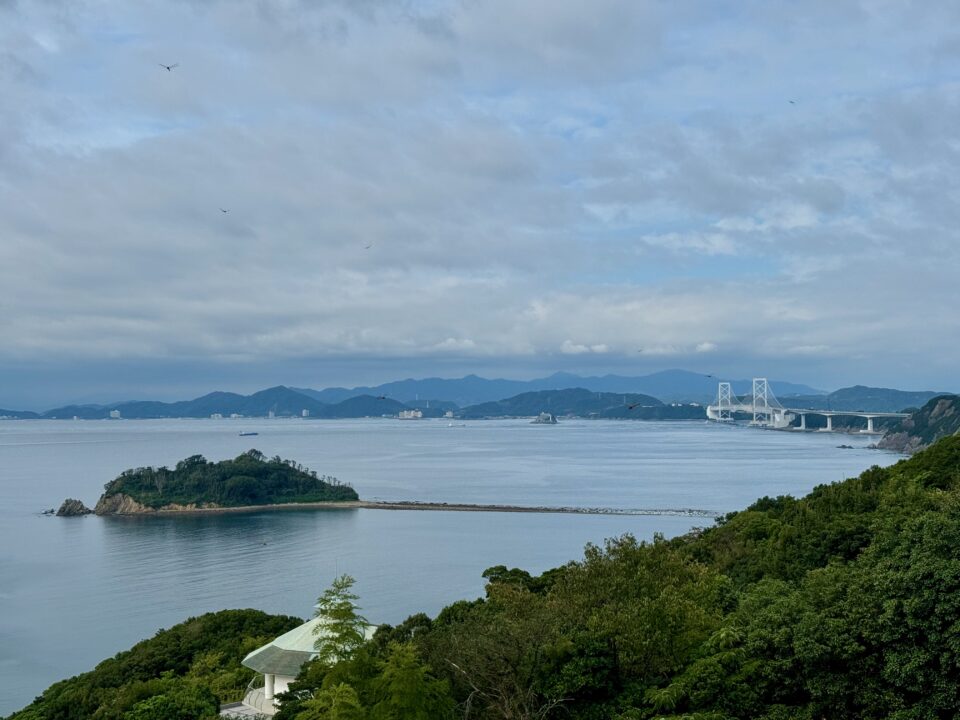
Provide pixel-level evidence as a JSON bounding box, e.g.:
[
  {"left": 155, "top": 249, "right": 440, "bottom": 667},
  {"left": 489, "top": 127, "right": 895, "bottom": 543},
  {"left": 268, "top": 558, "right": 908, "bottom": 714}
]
[{"left": 238, "top": 431, "right": 259, "bottom": 436}]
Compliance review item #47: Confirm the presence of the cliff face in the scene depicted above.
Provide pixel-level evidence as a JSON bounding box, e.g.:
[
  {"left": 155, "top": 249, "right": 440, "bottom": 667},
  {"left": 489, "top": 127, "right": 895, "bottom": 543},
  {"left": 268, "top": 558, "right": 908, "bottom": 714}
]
[
  {"left": 94, "top": 493, "right": 221, "bottom": 514},
  {"left": 94, "top": 493, "right": 153, "bottom": 514},
  {"left": 877, "top": 395, "right": 960, "bottom": 453}
]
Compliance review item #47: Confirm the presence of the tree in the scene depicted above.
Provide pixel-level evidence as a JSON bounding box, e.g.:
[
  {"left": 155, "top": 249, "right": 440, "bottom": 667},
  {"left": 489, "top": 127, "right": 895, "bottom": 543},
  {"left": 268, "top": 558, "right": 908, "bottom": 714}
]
[
  {"left": 427, "top": 584, "right": 569, "bottom": 720},
  {"left": 295, "top": 683, "right": 366, "bottom": 720},
  {"left": 314, "top": 575, "right": 369, "bottom": 666},
  {"left": 369, "top": 643, "right": 454, "bottom": 720},
  {"left": 121, "top": 682, "right": 218, "bottom": 720}
]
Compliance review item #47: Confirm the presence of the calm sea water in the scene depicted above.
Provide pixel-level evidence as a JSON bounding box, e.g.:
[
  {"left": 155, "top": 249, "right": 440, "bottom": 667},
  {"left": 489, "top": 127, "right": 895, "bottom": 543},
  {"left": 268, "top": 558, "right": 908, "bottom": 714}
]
[{"left": 0, "top": 418, "right": 901, "bottom": 715}]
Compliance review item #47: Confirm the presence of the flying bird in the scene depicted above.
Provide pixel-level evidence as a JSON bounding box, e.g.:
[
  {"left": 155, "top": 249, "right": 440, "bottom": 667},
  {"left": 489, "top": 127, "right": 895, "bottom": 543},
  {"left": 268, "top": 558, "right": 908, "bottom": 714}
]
[
  {"left": 365, "top": 244, "right": 373, "bottom": 250},
  {"left": 219, "top": 208, "right": 229, "bottom": 213},
  {"left": 159, "top": 63, "right": 179, "bottom": 72},
  {"left": 376, "top": 395, "right": 387, "bottom": 400},
  {"left": 627, "top": 403, "right": 642, "bottom": 410},
  {"left": 788, "top": 100, "right": 796, "bottom": 105}
]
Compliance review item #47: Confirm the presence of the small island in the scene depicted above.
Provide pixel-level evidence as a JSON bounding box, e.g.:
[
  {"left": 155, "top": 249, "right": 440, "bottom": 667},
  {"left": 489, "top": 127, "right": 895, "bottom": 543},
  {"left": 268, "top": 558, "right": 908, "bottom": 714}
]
[{"left": 90, "top": 449, "right": 358, "bottom": 515}]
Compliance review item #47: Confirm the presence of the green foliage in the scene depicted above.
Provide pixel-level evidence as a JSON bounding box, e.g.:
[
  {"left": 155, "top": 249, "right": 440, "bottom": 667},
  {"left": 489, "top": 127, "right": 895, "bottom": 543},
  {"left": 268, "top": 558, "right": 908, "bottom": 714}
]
[
  {"left": 121, "top": 684, "right": 218, "bottom": 720},
  {"left": 314, "top": 576, "right": 369, "bottom": 667},
  {"left": 19, "top": 435, "right": 960, "bottom": 720},
  {"left": 6, "top": 610, "right": 302, "bottom": 720},
  {"left": 100, "top": 450, "right": 358, "bottom": 508},
  {"left": 368, "top": 643, "right": 454, "bottom": 720},
  {"left": 284, "top": 435, "right": 960, "bottom": 720},
  {"left": 294, "top": 683, "right": 366, "bottom": 720}
]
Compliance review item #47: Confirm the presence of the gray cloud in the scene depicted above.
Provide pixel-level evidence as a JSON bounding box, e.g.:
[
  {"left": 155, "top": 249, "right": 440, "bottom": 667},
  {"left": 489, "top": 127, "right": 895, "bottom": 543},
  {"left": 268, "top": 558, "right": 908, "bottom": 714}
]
[{"left": 1, "top": 0, "right": 959, "bottom": 407}]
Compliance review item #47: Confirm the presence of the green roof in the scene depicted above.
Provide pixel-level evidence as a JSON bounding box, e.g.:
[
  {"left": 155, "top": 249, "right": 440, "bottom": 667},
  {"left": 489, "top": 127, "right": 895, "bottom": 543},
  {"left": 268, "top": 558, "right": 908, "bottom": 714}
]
[{"left": 242, "top": 617, "right": 377, "bottom": 676}]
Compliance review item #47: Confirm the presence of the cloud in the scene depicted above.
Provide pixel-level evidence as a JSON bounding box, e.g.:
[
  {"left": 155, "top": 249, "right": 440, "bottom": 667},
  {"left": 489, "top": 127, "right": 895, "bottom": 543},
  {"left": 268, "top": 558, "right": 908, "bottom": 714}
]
[{"left": 0, "top": 0, "right": 959, "bottom": 404}]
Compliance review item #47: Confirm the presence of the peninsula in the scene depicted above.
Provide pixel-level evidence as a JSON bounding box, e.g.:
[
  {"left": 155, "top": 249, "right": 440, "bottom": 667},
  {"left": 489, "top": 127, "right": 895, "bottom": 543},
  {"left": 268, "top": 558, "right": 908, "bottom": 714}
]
[{"left": 61, "top": 450, "right": 718, "bottom": 519}]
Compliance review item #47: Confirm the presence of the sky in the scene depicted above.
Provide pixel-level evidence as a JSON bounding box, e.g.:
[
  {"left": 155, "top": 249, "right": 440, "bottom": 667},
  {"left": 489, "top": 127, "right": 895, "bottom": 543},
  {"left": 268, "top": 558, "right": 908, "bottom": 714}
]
[{"left": 2, "top": 0, "right": 959, "bottom": 409}]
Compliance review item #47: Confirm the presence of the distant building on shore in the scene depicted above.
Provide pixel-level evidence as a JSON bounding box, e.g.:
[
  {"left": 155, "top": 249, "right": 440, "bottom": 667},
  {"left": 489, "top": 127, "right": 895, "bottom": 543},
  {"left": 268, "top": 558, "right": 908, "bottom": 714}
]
[
  {"left": 531, "top": 411, "right": 558, "bottom": 424},
  {"left": 398, "top": 409, "right": 423, "bottom": 420},
  {"left": 109, "top": 409, "right": 121, "bottom": 419}
]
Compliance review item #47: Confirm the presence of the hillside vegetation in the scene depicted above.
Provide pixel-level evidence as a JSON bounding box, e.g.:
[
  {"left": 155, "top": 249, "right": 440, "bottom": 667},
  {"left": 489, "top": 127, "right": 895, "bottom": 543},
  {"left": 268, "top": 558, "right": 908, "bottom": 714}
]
[
  {"left": 15, "top": 437, "right": 960, "bottom": 719},
  {"left": 5, "top": 610, "right": 301, "bottom": 720},
  {"left": 877, "top": 394, "right": 960, "bottom": 453},
  {"left": 273, "top": 435, "right": 960, "bottom": 720},
  {"left": 97, "top": 450, "right": 358, "bottom": 510}
]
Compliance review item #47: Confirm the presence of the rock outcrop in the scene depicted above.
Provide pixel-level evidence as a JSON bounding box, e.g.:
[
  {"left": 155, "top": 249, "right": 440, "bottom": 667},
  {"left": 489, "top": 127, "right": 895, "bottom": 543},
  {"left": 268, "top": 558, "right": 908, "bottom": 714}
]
[
  {"left": 94, "top": 493, "right": 153, "bottom": 515},
  {"left": 877, "top": 395, "right": 960, "bottom": 453},
  {"left": 93, "top": 493, "right": 221, "bottom": 514},
  {"left": 56, "top": 498, "right": 93, "bottom": 516}
]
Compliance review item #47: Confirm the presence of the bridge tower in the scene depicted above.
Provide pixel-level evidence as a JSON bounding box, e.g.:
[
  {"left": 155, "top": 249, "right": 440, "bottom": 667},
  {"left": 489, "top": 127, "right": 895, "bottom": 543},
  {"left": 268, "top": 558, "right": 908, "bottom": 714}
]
[
  {"left": 751, "top": 377, "right": 770, "bottom": 426},
  {"left": 717, "top": 382, "right": 734, "bottom": 421}
]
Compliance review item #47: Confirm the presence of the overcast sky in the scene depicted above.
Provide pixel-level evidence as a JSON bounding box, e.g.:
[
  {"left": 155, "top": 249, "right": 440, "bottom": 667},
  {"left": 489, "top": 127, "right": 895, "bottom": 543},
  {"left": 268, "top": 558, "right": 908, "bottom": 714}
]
[{"left": 2, "top": 0, "right": 959, "bottom": 408}]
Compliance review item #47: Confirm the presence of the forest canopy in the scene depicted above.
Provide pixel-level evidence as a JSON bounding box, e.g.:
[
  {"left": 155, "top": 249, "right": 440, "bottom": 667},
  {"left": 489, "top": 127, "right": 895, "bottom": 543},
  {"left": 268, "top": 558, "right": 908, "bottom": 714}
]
[{"left": 99, "top": 450, "right": 358, "bottom": 508}]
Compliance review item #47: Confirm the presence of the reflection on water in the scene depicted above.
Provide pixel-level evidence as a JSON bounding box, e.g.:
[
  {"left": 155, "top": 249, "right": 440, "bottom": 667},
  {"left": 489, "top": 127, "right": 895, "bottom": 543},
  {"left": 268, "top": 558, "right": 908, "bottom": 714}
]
[{"left": 0, "top": 418, "right": 901, "bottom": 714}]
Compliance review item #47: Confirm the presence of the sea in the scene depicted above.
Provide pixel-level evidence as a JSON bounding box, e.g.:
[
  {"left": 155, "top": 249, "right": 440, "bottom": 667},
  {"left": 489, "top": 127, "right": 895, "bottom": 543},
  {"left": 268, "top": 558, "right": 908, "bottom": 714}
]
[{"left": 0, "top": 417, "right": 902, "bottom": 715}]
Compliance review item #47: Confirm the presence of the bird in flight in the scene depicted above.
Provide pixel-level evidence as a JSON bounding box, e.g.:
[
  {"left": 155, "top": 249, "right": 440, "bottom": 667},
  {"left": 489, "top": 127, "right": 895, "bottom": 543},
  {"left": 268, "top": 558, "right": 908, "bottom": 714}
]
[
  {"left": 627, "top": 403, "right": 642, "bottom": 410},
  {"left": 219, "top": 208, "right": 229, "bottom": 214},
  {"left": 159, "top": 63, "right": 179, "bottom": 72},
  {"left": 788, "top": 100, "right": 796, "bottom": 105},
  {"left": 376, "top": 395, "right": 387, "bottom": 400},
  {"left": 365, "top": 244, "right": 373, "bottom": 250}
]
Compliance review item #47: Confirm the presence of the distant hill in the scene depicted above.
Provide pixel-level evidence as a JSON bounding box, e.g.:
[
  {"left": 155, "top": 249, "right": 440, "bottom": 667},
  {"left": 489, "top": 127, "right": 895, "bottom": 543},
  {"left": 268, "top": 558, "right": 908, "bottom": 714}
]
[
  {"left": 0, "top": 408, "right": 39, "bottom": 419},
  {"left": 43, "top": 386, "right": 327, "bottom": 419},
  {"left": 40, "top": 387, "right": 411, "bottom": 420},
  {"left": 877, "top": 395, "right": 960, "bottom": 453},
  {"left": 781, "top": 385, "right": 944, "bottom": 413},
  {"left": 296, "top": 370, "right": 822, "bottom": 407},
  {"left": 318, "top": 395, "right": 408, "bottom": 418},
  {"left": 458, "top": 388, "right": 701, "bottom": 420}
]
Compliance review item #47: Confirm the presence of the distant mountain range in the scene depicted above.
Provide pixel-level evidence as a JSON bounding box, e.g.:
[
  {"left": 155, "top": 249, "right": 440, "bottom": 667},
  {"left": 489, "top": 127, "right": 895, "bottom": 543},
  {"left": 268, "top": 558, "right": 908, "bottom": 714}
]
[
  {"left": 0, "top": 371, "right": 948, "bottom": 420},
  {"left": 294, "top": 370, "right": 823, "bottom": 407},
  {"left": 24, "top": 386, "right": 409, "bottom": 420}
]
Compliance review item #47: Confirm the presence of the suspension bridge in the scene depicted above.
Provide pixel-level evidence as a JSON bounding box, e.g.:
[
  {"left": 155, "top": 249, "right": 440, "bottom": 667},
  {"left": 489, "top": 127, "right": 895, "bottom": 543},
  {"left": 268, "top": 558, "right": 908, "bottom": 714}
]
[{"left": 705, "top": 378, "right": 910, "bottom": 433}]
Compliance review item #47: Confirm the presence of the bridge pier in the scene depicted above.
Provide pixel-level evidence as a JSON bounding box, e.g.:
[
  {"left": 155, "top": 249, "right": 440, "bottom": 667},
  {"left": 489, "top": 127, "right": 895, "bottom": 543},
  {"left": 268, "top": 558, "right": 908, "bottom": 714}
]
[
  {"left": 799, "top": 413, "right": 806, "bottom": 431},
  {"left": 820, "top": 415, "right": 833, "bottom": 432},
  {"left": 864, "top": 416, "right": 876, "bottom": 434}
]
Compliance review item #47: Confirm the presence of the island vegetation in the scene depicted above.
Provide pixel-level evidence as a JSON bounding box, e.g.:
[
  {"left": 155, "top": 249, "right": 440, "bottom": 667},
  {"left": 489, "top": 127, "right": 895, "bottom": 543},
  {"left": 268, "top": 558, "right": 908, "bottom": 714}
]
[
  {"left": 94, "top": 450, "right": 358, "bottom": 512},
  {"left": 15, "top": 435, "right": 960, "bottom": 719}
]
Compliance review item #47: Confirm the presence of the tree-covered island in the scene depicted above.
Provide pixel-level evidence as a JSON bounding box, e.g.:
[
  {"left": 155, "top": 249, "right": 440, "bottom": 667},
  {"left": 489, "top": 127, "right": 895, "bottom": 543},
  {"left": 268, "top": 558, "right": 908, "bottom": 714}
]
[{"left": 92, "top": 450, "right": 358, "bottom": 514}]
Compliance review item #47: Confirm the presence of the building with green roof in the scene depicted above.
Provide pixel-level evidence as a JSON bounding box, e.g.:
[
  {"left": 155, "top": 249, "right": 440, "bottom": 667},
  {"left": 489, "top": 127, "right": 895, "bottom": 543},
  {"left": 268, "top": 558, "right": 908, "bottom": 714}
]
[{"left": 221, "top": 616, "right": 376, "bottom": 717}]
